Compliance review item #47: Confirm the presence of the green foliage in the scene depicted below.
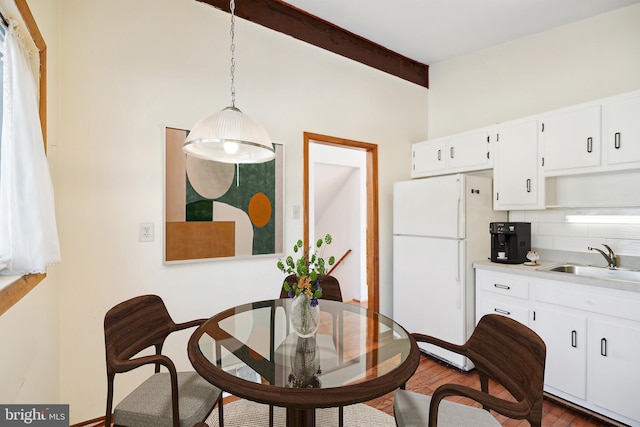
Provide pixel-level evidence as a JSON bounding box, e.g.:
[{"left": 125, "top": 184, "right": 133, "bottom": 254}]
[{"left": 276, "top": 234, "right": 336, "bottom": 299}]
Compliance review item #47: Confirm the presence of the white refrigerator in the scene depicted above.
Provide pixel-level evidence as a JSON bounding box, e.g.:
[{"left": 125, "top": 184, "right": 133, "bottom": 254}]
[{"left": 392, "top": 174, "right": 506, "bottom": 371}]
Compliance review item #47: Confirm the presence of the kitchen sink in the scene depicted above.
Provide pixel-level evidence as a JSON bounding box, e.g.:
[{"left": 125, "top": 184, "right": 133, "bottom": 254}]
[{"left": 542, "top": 264, "right": 640, "bottom": 282}]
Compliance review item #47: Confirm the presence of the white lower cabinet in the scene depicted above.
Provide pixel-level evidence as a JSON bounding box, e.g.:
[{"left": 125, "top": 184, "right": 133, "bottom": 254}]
[
  {"left": 533, "top": 306, "right": 587, "bottom": 400},
  {"left": 475, "top": 268, "right": 640, "bottom": 426},
  {"left": 587, "top": 316, "right": 640, "bottom": 423}
]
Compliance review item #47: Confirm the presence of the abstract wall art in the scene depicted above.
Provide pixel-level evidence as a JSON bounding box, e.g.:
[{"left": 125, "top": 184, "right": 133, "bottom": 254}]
[{"left": 164, "top": 127, "right": 284, "bottom": 263}]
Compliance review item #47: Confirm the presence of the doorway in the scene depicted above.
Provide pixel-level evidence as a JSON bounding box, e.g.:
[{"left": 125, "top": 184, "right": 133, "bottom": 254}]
[{"left": 303, "top": 132, "right": 379, "bottom": 312}]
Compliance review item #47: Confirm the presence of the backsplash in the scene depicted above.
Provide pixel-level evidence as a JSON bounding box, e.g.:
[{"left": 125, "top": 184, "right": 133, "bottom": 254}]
[{"left": 509, "top": 208, "right": 640, "bottom": 270}]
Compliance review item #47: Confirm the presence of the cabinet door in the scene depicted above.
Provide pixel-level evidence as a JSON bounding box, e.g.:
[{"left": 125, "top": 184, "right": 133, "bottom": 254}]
[
  {"left": 533, "top": 306, "right": 587, "bottom": 399},
  {"left": 542, "top": 105, "right": 601, "bottom": 173},
  {"left": 412, "top": 139, "right": 445, "bottom": 177},
  {"left": 493, "top": 119, "right": 543, "bottom": 210},
  {"left": 587, "top": 317, "right": 640, "bottom": 423},
  {"left": 446, "top": 130, "right": 491, "bottom": 171},
  {"left": 603, "top": 93, "right": 640, "bottom": 167}
]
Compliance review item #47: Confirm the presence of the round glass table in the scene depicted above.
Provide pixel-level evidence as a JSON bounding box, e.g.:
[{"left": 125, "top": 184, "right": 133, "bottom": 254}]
[{"left": 188, "top": 299, "right": 419, "bottom": 426}]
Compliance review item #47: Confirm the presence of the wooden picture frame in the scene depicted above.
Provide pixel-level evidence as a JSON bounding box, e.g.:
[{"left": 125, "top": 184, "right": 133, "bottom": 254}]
[{"left": 164, "top": 127, "right": 284, "bottom": 263}]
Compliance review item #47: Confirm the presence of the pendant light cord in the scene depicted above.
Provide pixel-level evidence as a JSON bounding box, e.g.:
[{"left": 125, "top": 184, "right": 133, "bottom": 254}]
[{"left": 229, "top": 0, "right": 236, "bottom": 108}]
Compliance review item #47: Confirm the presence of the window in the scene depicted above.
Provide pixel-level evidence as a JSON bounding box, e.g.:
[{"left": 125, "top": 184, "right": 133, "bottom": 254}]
[{"left": 0, "top": 0, "right": 53, "bottom": 316}]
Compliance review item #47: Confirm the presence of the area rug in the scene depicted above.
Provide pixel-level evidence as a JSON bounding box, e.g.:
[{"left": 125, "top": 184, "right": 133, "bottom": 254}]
[{"left": 204, "top": 399, "right": 395, "bottom": 427}]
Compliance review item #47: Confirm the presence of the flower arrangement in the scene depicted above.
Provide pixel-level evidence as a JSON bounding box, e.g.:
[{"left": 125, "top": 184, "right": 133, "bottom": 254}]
[{"left": 276, "top": 234, "right": 335, "bottom": 306}]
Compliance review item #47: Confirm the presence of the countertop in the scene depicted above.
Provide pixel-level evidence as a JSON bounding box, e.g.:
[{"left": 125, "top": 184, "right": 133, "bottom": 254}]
[{"left": 473, "top": 259, "right": 640, "bottom": 293}]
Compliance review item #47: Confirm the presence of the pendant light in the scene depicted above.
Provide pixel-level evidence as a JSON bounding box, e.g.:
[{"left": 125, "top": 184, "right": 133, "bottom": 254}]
[{"left": 183, "top": 0, "right": 275, "bottom": 164}]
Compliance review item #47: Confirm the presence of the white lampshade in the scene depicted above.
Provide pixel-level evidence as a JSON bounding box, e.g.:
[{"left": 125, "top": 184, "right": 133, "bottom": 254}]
[{"left": 183, "top": 106, "right": 275, "bottom": 164}]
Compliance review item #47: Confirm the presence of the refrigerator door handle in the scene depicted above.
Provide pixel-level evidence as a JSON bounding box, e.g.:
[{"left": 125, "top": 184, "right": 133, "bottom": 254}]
[
  {"left": 456, "top": 240, "right": 462, "bottom": 309},
  {"left": 457, "top": 187, "right": 462, "bottom": 238}
]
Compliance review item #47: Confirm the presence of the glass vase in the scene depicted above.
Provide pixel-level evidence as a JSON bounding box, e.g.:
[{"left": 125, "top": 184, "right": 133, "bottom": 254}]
[
  {"left": 289, "top": 336, "right": 321, "bottom": 388},
  {"left": 290, "top": 293, "right": 320, "bottom": 338}
]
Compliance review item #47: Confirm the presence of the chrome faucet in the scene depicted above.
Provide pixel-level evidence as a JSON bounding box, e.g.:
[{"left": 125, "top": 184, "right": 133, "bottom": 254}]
[{"left": 588, "top": 244, "right": 617, "bottom": 269}]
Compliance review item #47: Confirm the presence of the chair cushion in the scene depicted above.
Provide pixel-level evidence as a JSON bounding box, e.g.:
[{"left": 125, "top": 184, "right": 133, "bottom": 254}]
[
  {"left": 114, "top": 371, "right": 221, "bottom": 427},
  {"left": 394, "top": 389, "right": 501, "bottom": 427}
]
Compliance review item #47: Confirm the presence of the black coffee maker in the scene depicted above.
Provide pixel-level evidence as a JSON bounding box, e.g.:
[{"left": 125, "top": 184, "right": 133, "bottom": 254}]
[{"left": 490, "top": 222, "right": 531, "bottom": 264}]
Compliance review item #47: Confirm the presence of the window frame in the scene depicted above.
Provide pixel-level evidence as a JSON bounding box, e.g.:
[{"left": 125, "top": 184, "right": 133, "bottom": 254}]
[{"left": 0, "top": 0, "right": 48, "bottom": 317}]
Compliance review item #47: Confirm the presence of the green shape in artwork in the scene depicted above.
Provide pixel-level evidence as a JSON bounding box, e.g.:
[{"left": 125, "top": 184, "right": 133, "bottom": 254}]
[{"left": 185, "top": 158, "right": 277, "bottom": 256}]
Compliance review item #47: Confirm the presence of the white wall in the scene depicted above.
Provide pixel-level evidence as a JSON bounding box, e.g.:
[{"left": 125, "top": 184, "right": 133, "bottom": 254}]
[
  {"left": 45, "top": 0, "right": 426, "bottom": 422},
  {"left": 428, "top": 4, "right": 640, "bottom": 138},
  {"left": 427, "top": 4, "right": 640, "bottom": 265}
]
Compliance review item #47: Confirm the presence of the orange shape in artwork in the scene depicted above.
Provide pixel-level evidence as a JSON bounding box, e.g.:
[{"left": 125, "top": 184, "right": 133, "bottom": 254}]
[{"left": 248, "top": 192, "right": 272, "bottom": 227}]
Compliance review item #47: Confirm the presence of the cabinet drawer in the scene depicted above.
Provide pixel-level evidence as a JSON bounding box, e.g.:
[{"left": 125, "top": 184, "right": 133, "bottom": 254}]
[
  {"left": 535, "top": 279, "right": 640, "bottom": 323},
  {"left": 476, "top": 270, "right": 529, "bottom": 299},
  {"left": 477, "top": 294, "right": 529, "bottom": 326}
]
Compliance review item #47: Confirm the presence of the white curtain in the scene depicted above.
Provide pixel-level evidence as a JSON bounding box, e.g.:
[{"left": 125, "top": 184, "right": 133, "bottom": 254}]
[{"left": 0, "top": 19, "right": 60, "bottom": 275}]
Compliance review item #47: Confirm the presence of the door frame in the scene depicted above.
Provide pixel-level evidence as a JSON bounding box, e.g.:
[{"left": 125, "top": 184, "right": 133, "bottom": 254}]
[{"left": 303, "top": 132, "right": 379, "bottom": 312}]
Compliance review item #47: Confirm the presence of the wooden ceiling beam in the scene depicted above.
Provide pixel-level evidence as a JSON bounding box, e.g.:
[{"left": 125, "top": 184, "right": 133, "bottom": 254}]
[{"left": 197, "top": 0, "right": 429, "bottom": 88}]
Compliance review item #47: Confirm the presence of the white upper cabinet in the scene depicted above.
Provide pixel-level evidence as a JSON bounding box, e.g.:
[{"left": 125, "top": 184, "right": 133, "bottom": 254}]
[
  {"left": 540, "top": 90, "right": 640, "bottom": 177},
  {"left": 446, "top": 129, "right": 492, "bottom": 170},
  {"left": 602, "top": 91, "right": 640, "bottom": 168},
  {"left": 493, "top": 118, "right": 544, "bottom": 210},
  {"left": 540, "top": 103, "right": 602, "bottom": 175},
  {"left": 410, "top": 90, "right": 640, "bottom": 200},
  {"left": 412, "top": 138, "right": 446, "bottom": 176},
  {"left": 412, "top": 128, "right": 491, "bottom": 178}
]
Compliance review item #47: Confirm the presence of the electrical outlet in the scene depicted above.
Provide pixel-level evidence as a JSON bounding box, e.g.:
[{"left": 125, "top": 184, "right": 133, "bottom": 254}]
[{"left": 138, "top": 222, "right": 154, "bottom": 242}]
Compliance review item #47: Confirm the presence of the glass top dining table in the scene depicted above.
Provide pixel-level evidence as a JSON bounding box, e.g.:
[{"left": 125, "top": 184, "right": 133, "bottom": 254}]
[{"left": 188, "top": 298, "right": 419, "bottom": 426}]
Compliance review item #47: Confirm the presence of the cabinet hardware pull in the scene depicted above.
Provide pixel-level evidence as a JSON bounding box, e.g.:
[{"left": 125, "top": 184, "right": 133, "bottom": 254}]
[
  {"left": 494, "top": 308, "right": 510, "bottom": 315},
  {"left": 438, "top": 149, "right": 441, "bottom": 161},
  {"left": 541, "top": 157, "right": 545, "bottom": 167},
  {"left": 450, "top": 146, "right": 454, "bottom": 158},
  {"left": 615, "top": 132, "right": 621, "bottom": 149},
  {"left": 494, "top": 283, "right": 510, "bottom": 290},
  {"left": 541, "top": 123, "right": 545, "bottom": 132},
  {"left": 487, "top": 151, "right": 490, "bottom": 159},
  {"left": 587, "top": 137, "right": 593, "bottom": 153},
  {"left": 533, "top": 311, "right": 536, "bottom": 321},
  {"left": 571, "top": 330, "right": 577, "bottom": 348},
  {"left": 526, "top": 179, "right": 531, "bottom": 193},
  {"left": 496, "top": 133, "right": 499, "bottom": 142},
  {"left": 601, "top": 338, "right": 607, "bottom": 357}
]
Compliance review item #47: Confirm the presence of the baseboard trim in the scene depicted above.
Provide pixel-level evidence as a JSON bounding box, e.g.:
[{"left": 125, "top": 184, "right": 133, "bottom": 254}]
[{"left": 543, "top": 393, "right": 624, "bottom": 427}]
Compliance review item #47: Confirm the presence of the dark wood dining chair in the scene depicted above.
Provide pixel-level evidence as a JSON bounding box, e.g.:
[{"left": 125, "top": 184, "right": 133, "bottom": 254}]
[
  {"left": 394, "top": 314, "right": 546, "bottom": 427},
  {"left": 104, "top": 294, "right": 224, "bottom": 427},
  {"left": 273, "top": 274, "right": 345, "bottom": 426}
]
